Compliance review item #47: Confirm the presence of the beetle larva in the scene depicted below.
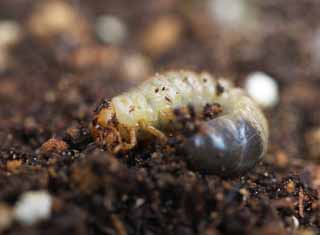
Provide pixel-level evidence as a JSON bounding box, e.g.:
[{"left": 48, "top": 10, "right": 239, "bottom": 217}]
[{"left": 92, "top": 70, "right": 268, "bottom": 175}]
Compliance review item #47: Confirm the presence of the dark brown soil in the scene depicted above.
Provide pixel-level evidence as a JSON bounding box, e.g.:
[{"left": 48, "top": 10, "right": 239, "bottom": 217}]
[{"left": 1, "top": 0, "right": 320, "bottom": 234}]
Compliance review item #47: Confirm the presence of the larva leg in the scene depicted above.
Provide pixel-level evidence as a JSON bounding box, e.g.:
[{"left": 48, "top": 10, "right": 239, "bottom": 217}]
[
  {"left": 122, "top": 127, "right": 138, "bottom": 150},
  {"left": 139, "top": 121, "right": 167, "bottom": 143},
  {"left": 106, "top": 127, "right": 123, "bottom": 154},
  {"left": 112, "top": 143, "right": 123, "bottom": 154},
  {"left": 112, "top": 128, "right": 137, "bottom": 153}
]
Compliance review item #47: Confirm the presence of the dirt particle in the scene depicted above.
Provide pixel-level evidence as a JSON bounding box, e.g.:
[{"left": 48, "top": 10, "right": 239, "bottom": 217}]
[
  {"left": 111, "top": 214, "right": 127, "bottom": 235},
  {"left": 305, "top": 127, "right": 320, "bottom": 160},
  {"left": 142, "top": 15, "right": 182, "bottom": 56},
  {"left": 0, "top": 204, "right": 13, "bottom": 231},
  {"left": 203, "top": 103, "right": 223, "bottom": 120},
  {"left": 28, "top": 0, "right": 89, "bottom": 41},
  {"left": 40, "top": 138, "right": 68, "bottom": 153},
  {"left": 286, "top": 180, "right": 296, "bottom": 193},
  {"left": 298, "top": 188, "right": 305, "bottom": 218},
  {"left": 6, "top": 160, "right": 22, "bottom": 172},
  {"left": 275, "top": 150, "right": 289, "bottom": 168},
  {"left": 165, "top": 96, "right": 172, "bottom": 103},
  {"left": 129, "top": 106, "right": 135, "bottom": 112}
]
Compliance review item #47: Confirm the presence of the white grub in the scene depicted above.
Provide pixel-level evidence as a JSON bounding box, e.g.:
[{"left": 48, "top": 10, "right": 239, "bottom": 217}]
[
  {"left": 207, "top": 0, "right": 259, "bottom": 31},
  {"left": 14, "top": 190, "right": 53, "bottom": 225},
  {"left": 245, "top": 71, "right": 279, "bottom": 108},
  {"left": 95, "top": 15, "right": 127, "bottom": 45},
  {"left": 93, "top": 70, "right": 269, "bottom": 164}
]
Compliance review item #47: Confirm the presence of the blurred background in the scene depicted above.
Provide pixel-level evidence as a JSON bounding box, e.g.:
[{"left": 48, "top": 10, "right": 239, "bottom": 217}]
[{"left": 1, "top": 0, "right": 320, "bottom": 234}]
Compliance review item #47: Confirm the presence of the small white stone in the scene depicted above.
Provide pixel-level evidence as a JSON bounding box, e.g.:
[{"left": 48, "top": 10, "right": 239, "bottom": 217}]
[
  {"left": 14, "top": 190, "right": 53, "bottom": 225},
  {"left": 207, "top": 0, "right": 258, "bottom": 30},
  {"left": 245, "top": 72, "right": 279, "bottom": 108},
  {"left": 95, "top": 15, "right": 127, "bottom": 45},
  {"left": 135, "top": 198, "right": 145, "bottom": 208}
]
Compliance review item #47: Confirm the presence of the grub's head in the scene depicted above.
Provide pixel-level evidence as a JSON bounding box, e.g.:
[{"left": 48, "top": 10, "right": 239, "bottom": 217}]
[{"left": 91, "top": 100, "right": 121, "bottom": 152}]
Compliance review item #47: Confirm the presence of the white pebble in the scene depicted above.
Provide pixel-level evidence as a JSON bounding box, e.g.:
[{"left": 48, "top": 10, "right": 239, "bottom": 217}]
[
  {"left": 95, "top": 15, "right": 127, "bottom": 45},
  {"left": 207, "top": 0, "right": 258, "bottom": 30},
  {"left": 244, "top": 72, "right": 279, "bottom": 108},
  {"left": 135, "top": 198, "right": 145, "bottom": 208},
  {"left": 14, "top": 190, "right": 53, "bottom": 225}
]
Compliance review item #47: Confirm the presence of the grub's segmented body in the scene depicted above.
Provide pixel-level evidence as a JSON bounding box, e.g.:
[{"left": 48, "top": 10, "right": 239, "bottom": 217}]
[
  {"left": 92, "top": 70, "right": 269, "bottom": 175},
  {"left": 112, "top": 71, "right": 228, "bottom": 127}
]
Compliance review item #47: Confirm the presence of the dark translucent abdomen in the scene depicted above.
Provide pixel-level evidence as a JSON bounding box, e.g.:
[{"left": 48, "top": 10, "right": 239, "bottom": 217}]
[{"left": 181, "top": 116, "right": 264, "bottom": 177}]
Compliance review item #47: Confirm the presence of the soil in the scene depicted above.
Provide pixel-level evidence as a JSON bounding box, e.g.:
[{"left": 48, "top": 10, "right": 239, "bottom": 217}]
[{"left": 1, "top": 0, "right": 320, "bottom": 234}]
